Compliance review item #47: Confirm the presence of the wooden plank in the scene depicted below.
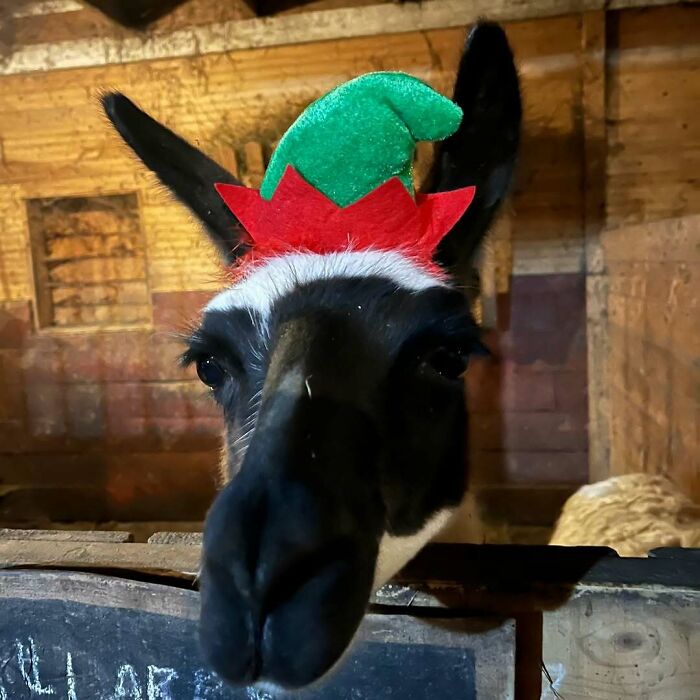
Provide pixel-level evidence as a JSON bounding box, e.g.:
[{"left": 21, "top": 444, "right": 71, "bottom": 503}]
[
  {"left": 398, "top": 544, "right": 700, "bottom": 592},
  {"left": 606, "top": 5, "right": 700, "bottom": 228},
  {"left": 478, "top": 214, "right": 512, "bottom": 328},
  {"left": 11, "top": 0, "right": 256, "bottom": 47},
  {"left": 0, "top": 528, "right": 132, "bottom": 543},
  {"left": 241, "top": 140, "right": 266, "bottom": 187},
  {"left": 542, "top": 585, "right": 700, "bottom": 699},
  {"left": 11, "top": 1, "right": 83, "bottom": 18},
  {"left": 0, "top": 541, "right": 201, "bottom": 578},
  {"left": 602, "top": 214, "right": 700, "bottom": 263},
  {"left": 580, "top": 10, "right": 607, "bottom": 274},
  {"left": 597, "top": 215, "right": 700, "bottom": 498},
  {"left": 0, "top": 521, "right": 205, "bottom": 543},
  {"left": 148, "top": 531, "right": 203, "bottom": 545},
  {"left": 1, "top": 0, "right": 696, "bottom": 76},
  {"left": 586, "top": 274, "right": 611, "bottom": 482},
  {"left": 4, "top": 540, "right": 700, "bottom": 595},
  {"left": 0, "top": 569, "right": 515, "bottom": 700}
]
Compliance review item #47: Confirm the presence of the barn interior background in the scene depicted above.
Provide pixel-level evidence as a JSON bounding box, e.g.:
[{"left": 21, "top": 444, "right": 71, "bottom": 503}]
[{"left": 0, "top": 0, "right": 697, "bottom": 542}]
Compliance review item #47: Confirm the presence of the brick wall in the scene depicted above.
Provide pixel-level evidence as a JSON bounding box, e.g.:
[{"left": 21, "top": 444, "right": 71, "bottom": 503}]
[
  {"left": 0, "top": 292, "right": 222, "bottom": 524},
  {"left": 0, "top": 274, "right": 589, "bottom": 529},
  {"left": 467, "top": 274, "right": 588, "bottom": 528}
]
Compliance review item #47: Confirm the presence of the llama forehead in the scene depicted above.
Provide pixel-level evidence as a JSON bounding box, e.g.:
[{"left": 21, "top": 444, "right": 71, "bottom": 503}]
[
  {"left": 197, "top": 268, "right": 472, "bottom": 375},
  {"left": 205, "top": 250, "right": 448, "bottom": 319}
]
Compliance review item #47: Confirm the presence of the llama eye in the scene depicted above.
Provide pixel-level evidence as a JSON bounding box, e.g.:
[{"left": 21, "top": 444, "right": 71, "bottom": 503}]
[
  {"left": 196, "top": 357, "right": 226, "bottom": 388},
  {"left": 423, "top": 347, "right": 469, "bottom": 381}
]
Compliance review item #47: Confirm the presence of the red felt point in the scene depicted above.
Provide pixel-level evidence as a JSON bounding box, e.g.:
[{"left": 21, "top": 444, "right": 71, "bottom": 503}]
[{"left": 215, "top": 166, "right": 475, "bottom": 272}]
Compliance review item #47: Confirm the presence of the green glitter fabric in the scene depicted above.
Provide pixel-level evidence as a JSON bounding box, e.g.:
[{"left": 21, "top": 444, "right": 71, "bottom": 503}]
[{"left": 260, "top": 72, "right": 463, "bottom": 207}]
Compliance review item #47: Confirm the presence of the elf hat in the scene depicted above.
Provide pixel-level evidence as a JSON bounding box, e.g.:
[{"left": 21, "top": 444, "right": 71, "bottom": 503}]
[{"left": 215, "top": 72, "right": 476, "bottom": 275}]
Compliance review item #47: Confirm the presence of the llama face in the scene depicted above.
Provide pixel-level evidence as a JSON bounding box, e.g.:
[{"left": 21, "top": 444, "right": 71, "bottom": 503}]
[
  {"left": 186, "top": 262, "right": 479, "bottom": 687},
  {"left": 103, "top": 21, "right": 521, "bottom": 690}
]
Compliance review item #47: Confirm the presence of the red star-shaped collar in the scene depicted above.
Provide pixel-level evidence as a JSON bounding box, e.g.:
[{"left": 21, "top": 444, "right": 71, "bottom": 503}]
[{"left": 216, "top": 166, "right": 475, "bottom": 277}]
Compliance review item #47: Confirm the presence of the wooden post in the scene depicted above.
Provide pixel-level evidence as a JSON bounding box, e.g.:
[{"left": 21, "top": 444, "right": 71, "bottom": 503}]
[{"left": 579, "top": 10, "right": 612, "bottom": 483}]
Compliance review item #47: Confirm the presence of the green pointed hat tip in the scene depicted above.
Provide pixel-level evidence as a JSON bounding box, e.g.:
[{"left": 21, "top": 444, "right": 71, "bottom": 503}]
[{"left": 261, "top": 72, "right": 463, "bottom": 207}]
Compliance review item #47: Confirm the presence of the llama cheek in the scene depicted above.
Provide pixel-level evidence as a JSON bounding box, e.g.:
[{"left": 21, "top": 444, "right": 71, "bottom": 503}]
[{"left": 372, "top": 507, "right": 457, "bottom": 590}]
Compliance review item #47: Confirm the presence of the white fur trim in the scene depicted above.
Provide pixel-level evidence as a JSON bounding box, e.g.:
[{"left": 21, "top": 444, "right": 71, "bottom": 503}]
[
  {"left": 373, "top": 507, "right": 456, "bottom": 589},
  {"left": 206, "top": 250, "right": 445, "bottom": 318}
]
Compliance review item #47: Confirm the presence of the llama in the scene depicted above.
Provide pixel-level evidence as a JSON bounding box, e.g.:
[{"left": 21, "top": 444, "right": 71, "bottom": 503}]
[{"left": 103, "top": 23, "right": 521, "bottom": 689}]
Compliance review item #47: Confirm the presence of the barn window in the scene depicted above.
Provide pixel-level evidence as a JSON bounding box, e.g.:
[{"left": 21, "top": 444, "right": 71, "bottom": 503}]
[{"left": 26, "top": 193, "right": 150, "bottom": 329}]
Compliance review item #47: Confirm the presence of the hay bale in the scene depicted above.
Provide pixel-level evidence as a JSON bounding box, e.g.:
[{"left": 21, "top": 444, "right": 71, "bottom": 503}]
[{"left": 550, "top": 473, "right": 700, "bottom": 556}]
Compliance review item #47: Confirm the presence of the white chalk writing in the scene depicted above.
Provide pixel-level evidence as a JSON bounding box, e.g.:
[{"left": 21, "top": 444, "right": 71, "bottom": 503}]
[
  {"left": 246, "top": 689, "right": 274, "bottom": 700},
  {"left": 66, "top": 652, "right": 77, "bottom": 700},
  {"left": 147, "top": 666, "right": 179, "bottom": 700},
  {"left": 7, "top": 637, "right": 238, "bottom": 699},
  {"left": 16, "top": 637, "right": 56, "bottom": 695},
  {"left": 111, "top": 664, "right": 143, "bottom": 699},
  {"left": 192, "top": 669, "right": 225, "bottom": 699}
]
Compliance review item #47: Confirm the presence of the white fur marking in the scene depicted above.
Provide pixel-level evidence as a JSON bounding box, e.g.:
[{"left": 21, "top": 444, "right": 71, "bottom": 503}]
[
  {"left": 373, "top": 508, "right": 456, "bottom": 589},
  {"left": 206, "top": 251, "right": 445, "bottom": 319}
]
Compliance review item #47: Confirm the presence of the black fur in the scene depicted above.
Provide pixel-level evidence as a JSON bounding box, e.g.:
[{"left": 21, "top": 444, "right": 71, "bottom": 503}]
[
  {"left": 101, "top": 92, "right": 246, "bottom": 263},
  {"left": 188, "top": 279, "right": 475, "bottom": 687},
  {"left": 104, "top": 21, "right": 522, "bottom": 690},
  {"left": 433, "top": 22, "right": 522, "bottom": 279}
]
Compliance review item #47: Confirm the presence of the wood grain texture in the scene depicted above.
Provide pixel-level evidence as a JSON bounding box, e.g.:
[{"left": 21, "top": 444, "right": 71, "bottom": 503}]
[
  {"left": 587, "top": 274, "right": 612, "bottom": 482},
  {"left": 0, "top": 18, "right": 588, "bottom": 300},
  {"left": 0, "top": 540, "right": 201, "bottom": 577},
  {"left": 0, "top": 528, "right": 132, "bottom": 542},
  {"left": 25, "top": 193, "right": 150, "bottom": 328},
  {"left": 542, "top": 585, "right": 700, "bottom": 699},
  {"left": 148, "top": 531, "right": 204, "bottom": 545},
  {"left": 606, "top": 5, "right": 700, "bottom": 228},
  {"left": 588, "top": 215, "right": 699, "bottom": 498},
  {"left": 1, "top": 0, "right": 696, "bottom": 76},
  {"left": 580, "top": 10, "right": 607, "bottom": 273}
]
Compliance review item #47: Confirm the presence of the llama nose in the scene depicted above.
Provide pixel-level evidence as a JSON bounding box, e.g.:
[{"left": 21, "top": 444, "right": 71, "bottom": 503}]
[
  {"left": 204, "top": 469, "right": 338, "bottom": 606},
  {"left": 199, "top": 389, "right": 382, "bottom": 687},
  {"left": 200, "top": 474, "right": 369, "bottom": 687}
]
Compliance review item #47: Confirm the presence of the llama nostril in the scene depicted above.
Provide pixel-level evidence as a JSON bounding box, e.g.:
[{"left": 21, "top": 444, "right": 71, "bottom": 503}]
[
  {"left": 257, "top": 539, "right": 354, "bottom": 620},
  {"left": 199, "top": 558, "right": 262, "bottom": 686}
]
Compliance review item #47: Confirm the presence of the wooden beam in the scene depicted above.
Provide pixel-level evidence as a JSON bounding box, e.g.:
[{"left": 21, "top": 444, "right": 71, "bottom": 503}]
[
  {"left": 578, "top": 10, "right": 611, "bottom": 484},
  {"left": 82, "top": 0, "right": 192, "bottom": 27},
  {"left": 580, "top": 10, "right": 607, "bottom": 272},
  {"left": 0, "top": 528, "right": 132, "bottom": 543},
  {"left": 10, "top": 1, "right": 83, "bottom": 18},
  {"left": 1, "top": 0, "right": 696, "bottom": 76},
  {"left": 586, "top": 275, "right": 612, "bottom": 482},
  {"left": 0, "top": 540, "right": 201, "bottom": 578}
]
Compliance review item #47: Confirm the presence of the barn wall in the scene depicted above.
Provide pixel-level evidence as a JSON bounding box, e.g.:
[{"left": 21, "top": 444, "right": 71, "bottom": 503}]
[
  {"left": 587, "top": 5, "right": 700, "bottom": 500},
  {"left": 606, "top": 7, "right": 700, "bottom": 228},
  {"left": 0, "top": 2, "right": 694, "bottom": 528},
  {"left": 0, "top": 9, "right": 593, "bottom": 530},
  {"left": 601, "top": 217, "right": 698, "bottom": 499}
]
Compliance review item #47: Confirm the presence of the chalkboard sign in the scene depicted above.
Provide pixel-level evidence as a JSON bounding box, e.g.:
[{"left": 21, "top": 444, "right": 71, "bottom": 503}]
[{"left": 0, "top": 571, "right": 514, "bottom": 699}]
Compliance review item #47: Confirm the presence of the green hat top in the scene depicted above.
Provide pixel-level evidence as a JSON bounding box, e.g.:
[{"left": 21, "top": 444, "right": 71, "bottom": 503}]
[
  {"left": 260, "top": 72, "right": 463, "bottom": 207},
  {"left": 215, "top": 71, "right": 476, "bottom": 272}
]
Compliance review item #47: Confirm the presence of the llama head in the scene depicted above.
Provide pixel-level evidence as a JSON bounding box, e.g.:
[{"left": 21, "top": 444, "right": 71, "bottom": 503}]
[{"left": 103, "top": 22, "right": 521, "bottom": 690}]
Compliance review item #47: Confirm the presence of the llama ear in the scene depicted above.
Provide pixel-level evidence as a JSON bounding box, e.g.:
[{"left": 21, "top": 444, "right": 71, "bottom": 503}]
[
  {"left": 430, "top": 22, "right": 522, "bottom": 279},
  {"left": 102, "top": 92, "right": 247, "bottom": 264}
]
